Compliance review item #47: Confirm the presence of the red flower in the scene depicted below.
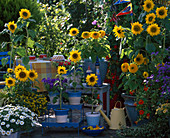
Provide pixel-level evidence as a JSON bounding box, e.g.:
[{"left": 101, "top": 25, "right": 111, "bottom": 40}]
[
  {"left": 116, "top": 76, "right": 119, "bottom": 80},
  {"left": 129, "top": 90, "right": 135, "bottom": 95},
  {"left": 134, "top": 103, "right": 137, "bottom": 106},
  {"left": 97, "top": 94, "right": 100, "bottom": 100},
  {"left": 146, "top": 113, "right": 150, "bottom": 119},
  {"left": 134, "top": 121, "right": 138, "bottom": 124},
  {"left": 139, "top": 110, "right": 144, "bottom": 115},
  {"left": 114, "top": 45, "right": 118, "bottom": 49},
  {"left": 60, "top": 42, "right": 62, "bottom": 44},
  {"left": 64, "top": 63, "right": 67, "bottom": 66},
  {"left": 68, "top": 62, "right": 71, "bottom": 65},
  {"left": 138, "top": 99, "right": 144, "bottom": 105},
  {"left": 106, "top": 56, "right": 110, "bottom": 60},
  {"left": 144, "top": 86, "right": 148, "bottom": 91},
  {"left": 59, "top": 62, "right": 63, "bottom": 66}
]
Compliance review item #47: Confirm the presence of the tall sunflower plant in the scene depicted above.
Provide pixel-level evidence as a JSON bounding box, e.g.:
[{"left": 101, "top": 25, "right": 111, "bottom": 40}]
[{"left": 0, "top": 9, "right": 44, "bottom": 69}]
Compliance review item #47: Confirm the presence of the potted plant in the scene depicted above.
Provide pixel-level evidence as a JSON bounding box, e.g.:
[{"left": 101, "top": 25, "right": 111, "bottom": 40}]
[
  {"left": 85, "top": 73, "right": 101, "bottom": 126},
  {"left": 0, "top": 105, "right": 38, "bottom": 137},
  {"left": 54, "top": 66, "right": 69, "bottom": 123}
]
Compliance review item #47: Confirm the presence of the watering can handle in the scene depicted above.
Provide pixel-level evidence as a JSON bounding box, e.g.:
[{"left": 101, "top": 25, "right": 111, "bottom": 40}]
[{"left": 114, "top": 101, "right": 122, "bottom": 108}]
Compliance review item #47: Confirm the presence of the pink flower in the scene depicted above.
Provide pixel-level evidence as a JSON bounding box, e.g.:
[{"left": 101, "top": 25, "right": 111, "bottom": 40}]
[{"left": 92, "top": 20, "right": 97, "bottom": 25}]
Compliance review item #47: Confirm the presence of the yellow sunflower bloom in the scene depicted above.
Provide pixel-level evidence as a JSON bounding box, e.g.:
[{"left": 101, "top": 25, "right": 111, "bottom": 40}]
[
  {"left": 81, "top": 31, "right": 90, "bottom": 39},
  {"left": 58, "top": 66, "right": 67, "bottom": 75},
  {"left": 86, "top": 74, "right": 98, "bottom": 87},
  {"left": 143, "top": 72, "right": 149, "bottom": 78},
  {"left": 143, "top": 0, "right": 155, "bottom": 12},
  {"left": 14, "top": 64, "right": 26, "bottom": 74},
  {"left": 156, "top": 6, "right": 168, "bottom": 19},
  {"left": 121, "top": 63, "right": 129, "bottom": 72},
  {"left": 134, "top": 53, "right": 144, "bottom": 65},
  {"left": 143, "top": 58, "right": 149, "bottom": 65},
  {"left": 69, "top": 50, "right": 81, "bottom": 63},
  {"left": 156, "top": 62, "right": 164, "bottom": 70},
  {"left": 147, "top": 23, "right": 160, "bottom": 36},
  {"left": 131, "top": 22, "right": 143, "bottom": 35},
  {"left": 112, "top": 25, "right": 125, "bottom": 38},
  {"left": 145, "top": 13, "right": 156, "bottom": 24},
  {"left": 7, "top": 68, "right": 13, "bottom": 74},
  {"left": 5, "top": 77, "right": 15, "bottom": 88},
  {"left": 69, "top": 28, "right": 79, "bottom": 36},
  {"left": 99, "top": 30, "right": 106, "bottom": 38},
  {"left": 19, "top": 9, "right": 31, "bottom": 20},
  {"left": 28, "top": 69, "right": 38, "bottom": 81},
  {"left": 129, "top": 63, "right": 138, "bottom": 73},
  {"left": 91, "top": 31, "right": 100, "bottom": 39},
  {"left": 16, "top": 70, "right": 28, "bottom": 82},
  {"left": 7, "top": 21, "right": 17, "bottom": 33}
]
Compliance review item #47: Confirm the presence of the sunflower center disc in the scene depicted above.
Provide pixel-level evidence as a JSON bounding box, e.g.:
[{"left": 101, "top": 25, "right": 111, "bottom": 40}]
[
  {"left": 146, "top": 3, "right": 151, "bottom": 8},
  {"left": 23, "top": 12, "right": 28, "bottom": 17},
  {"left": 136, "top": 57, "right": 140, "bottom": 61},
  {"left": 94, "top": 33, "right": 97, "bottom": 36},
  {"left": 123, "top": 65, "right": 125, "bottom": 68},
  {"left": 73, "top": 53, "right": 78, "bottom": 59},
  {"left": 149, "top": 16, "right": 153, "bottom": 21},
  {"left": 20, "top": 72, "right": 26, "bottom": 78},
  {"left": 8, "top": 80, "right": 13, "bottom": 84},
  {"left": 60, "top": 69, "right": 64, "bottom": 72},
  {"left": 131, "top": 67, "right": 134, "bottom": 70},
  {"left": 159, "top": 10, "right": 164, "bottom": 15},
  {"left": 134, "top": 26, "right": 140, "bottom": 32},
  {"left": 90, "top": 77, "right": 95, "bottom": 82},
  {"left": 151, "top": 27, "right": 156, "bottom": 33},
  {"left": 30, "top": 72, "right": 35, "bottom": 77},
  {"left": 72, "top": 31, "right": 76, "bottom": 34},
  {"left": 117, "top": 30, "right": 121, "bottom": 34},
  {"left": 10, "top": 25, "right": 15, "bottom": 30}
]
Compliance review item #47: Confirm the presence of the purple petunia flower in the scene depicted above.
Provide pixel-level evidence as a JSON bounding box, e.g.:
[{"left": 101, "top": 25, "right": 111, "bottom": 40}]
[{"left": 92, "top": 20, "right": 97, "bottom": 25}]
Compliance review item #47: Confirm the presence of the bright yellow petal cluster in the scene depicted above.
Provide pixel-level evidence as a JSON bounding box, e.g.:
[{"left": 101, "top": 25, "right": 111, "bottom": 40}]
[
  {"left": 69, "top": 28, "right": 79, "bottom": 36},
  {"left": 143, "top": 72, "right": 149, "bottom": 78},
  {"left": 91, "top": 31, "right": 100, "bottom": 39},
  {"left": 131, "top": 22, "right": 143, "bottom": 35},
  {"left": 112, "top": 25, "right": 125, "bottom": 38},
  {"left": 134, "top": 53, "right": 144, "bottom": 65},
  {"left": 7, "top": 21, "right": 17, "bottom": 33},
  {"left": 156, "top": 6, "right": 168, "bottom": 19},
  {"left": 86, "top": 74, "right": 98, "bottom": 86},
  {"left": 14, "top": 64, "right": 26, "bottom": 74},
  {"left": 143, "top": 0, "right": 155, "bottom": 12},
  {"left": 143, "top": 58, "right": 149, "bottom": 65},
  {"left": 145, "top": 13, "right": 156, "bottom": 24},
  {"left": 81, "top": 31, "right": 90, "bottom": 39},
  {"left": 99, "top": 30, "right": 106, "bottom": 38},
  {"left": 147, "top": 23, "right": 160, "bottom": 36},
  {"left": 19, "top": 9, "right": 31, "bottom": 19},
  {"left": 5, "top": 77, "right": 15, "bottom": 88},
  {"left": 129, "top": 63, "right": 138, "bottom": 74},
  {"left": 69, "top": 50, "right": 81, "bottom": 63},
  {"left": 16, "top": 70, "right": 29, "bottom": 82},
  {"left": 7, "top": 68, "right": 13, "bottom": 74},
  {"left": 121, "top": 63, "right": 129, "bottom": 72},
  {"left": 28, "top": 69, "right": 38, "bottom": 81},
  {"left": 58, "top": 66, "right": 67, "bottom": 75}
]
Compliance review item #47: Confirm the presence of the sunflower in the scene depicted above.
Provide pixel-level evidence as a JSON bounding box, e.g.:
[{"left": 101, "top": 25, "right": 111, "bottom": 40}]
[
  {"left": 134, "top": 53, "right": 144, "bottom": 65},
  {"left": 69, "top": 28, "right": 79, "bottom": 36},
  {"left": 121, "top": 63, "right": 129, "bottom": 72},
  {"left": 14, "top": 64, "right": 26, "bottom": 74},
  {"left": 129, "top": 63, "right": 138, "bottom": 73},
  {"left": 7, "top": 68, "right": 13, "bottom": 74},
  {"left": 69, "top": 50, "right": 81, "bottom": 63},
  {"left": 156, "top": 6, "right": 168, "bottom": 19},
  {"left": 5, "top": 77, "right": 15, "bottom": 88},
  {"left": 86, "top": 74, "right": 98, "bottom": 87},
  {"left": 19, "top": 9, "right": 31, "bottom": 20},
  {"left": 99, "top": 30, "right": 106, "bottom": 38},
  {"left": 145, "top": 13, "right": 156, "bottom": 24},
  {"left": 81, "top": 31, "right": 90, "bottom": 39},
  {"left": 143, "top": 0, "right": 155, "bottom": 12},
  {"left": 147, "top": 23, "right": 160, "bottom": 36},
  {"left": 7, "top": 21, "right": 17, "bottom": 33},
  {"left": 16, "top": 70, "right": 28, "bottom": 82},
  {"left": 131, "top": 22, "right": 143, "bottom": 35},
  {"left": 112, "top": 25, "right": 125, "bottom": 38},
  {"left": 28, "top": 70, "right": 38, "bottom": 81},
  {"left": 143, "top": 58, "right": 149, "bottom": 65},
  {"left": 91, "top": 31, "right": 100, "bottom": 39},
  {"left": 143, "top": 72, "right": 149, "bottom": 78},
  {"left": 58, "top": 66, "right": 67, "bottom": 75}
]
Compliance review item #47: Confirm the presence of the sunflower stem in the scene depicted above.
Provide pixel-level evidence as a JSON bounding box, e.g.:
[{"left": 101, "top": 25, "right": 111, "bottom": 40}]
[
  {"left": 59, "top": 75, "right": 62, "bottom": 109},
  {"left": 91, "top": 87, "right": 94, "bottom": 114},
  {"left": 25, "top": 25, "right": 29, "bottom": 57},
  {"left": 10, "top": 33, "right": 14, "bottom": 69},
  {"left": 74, "top": 62, "right": 76, "bottom": 92}
]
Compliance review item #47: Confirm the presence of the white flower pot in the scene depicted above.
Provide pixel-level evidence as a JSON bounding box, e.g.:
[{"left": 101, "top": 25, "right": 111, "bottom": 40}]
[{"left": 86, "top": 112, "right": 100, "bottom": 126}]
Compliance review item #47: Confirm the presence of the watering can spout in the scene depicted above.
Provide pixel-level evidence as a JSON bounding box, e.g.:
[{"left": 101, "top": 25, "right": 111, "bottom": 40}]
[{"left": 95, "top": 105, "right": 111, "bottom": 126}]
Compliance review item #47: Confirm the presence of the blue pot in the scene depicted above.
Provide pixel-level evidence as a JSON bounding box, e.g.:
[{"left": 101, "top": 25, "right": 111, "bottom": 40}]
[
  {"left": 54, "top": 108, "right": 69, "bottom": 123},
  {"left": 121, "top": 93, "right": 150, "bottom": 127},
  {"left": 68, "top": 91, "right": 82, "bottom": 105},
  {"left": 86, "top": 112, "right": 100, "bottom": 126}
]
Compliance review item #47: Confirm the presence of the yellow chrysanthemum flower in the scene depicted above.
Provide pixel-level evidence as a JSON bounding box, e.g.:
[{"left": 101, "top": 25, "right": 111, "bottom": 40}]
[
  {"left": 129, "top": 63, "right": 138, "bottom": 73},
  {"left": 134, "top": 53, "right": 144, "bottom": 65},
  {"left": 5, "top": 77, "right": 15, "bottom": 88},
  {"left": 7, "top": 68, "right": 13, "bottom": 74},
  {"left": 99, "top": 30, "right": 106, "bottom": 38},
  {"left": 7, "top": 21, "right": 17, "bottom": 33},
  {"left": 143, "top": 72, "right": 149, "bottom": 78},
  {"left": 69, "top": 28, "right": 79, "bottom": 36},
  {"left": 156, "top": 6, "right": 168, "bottom": 19},
  {"left": 131, "top": 22, "right": 143, "bottom": 35},
  {"left": 16, "top": 70, "right": 28, "bottom": 82},
  {"left": 28, "top": 69, "right": 38, "bottom": 81},
  {"left": 145, "top": 13, "right": 156, "bottom": 24},
  {"left": 86, "top": 74, "right": 98, "bottom": 86},
  {"left": 14, "top": 64, "right": 26, "bottom": 74},
  {"left": 147, "top": 23, "right": 160, "bottom": 36},
  {"left": 112, "top": 25, "right": 125, "bottom": 38},
  {"left": 81, "top": 31, "right": 90, "bottom": 39},
  {"left": 90, "top": 31, "right": 100, "bottom": 39},
  {"left": 121, "top": 63, "right": 129, "bottom": 72},
  {"left": 69, "top": 50, "right": 81, "bottom": 63},
  {"left": 143, "top": 58, "right": 149, "bottom": 65},
  {"left": 143, "top": 0, "right": 155, "bottom": 12},
  {"left": 19, "top": 9, "right": 31, "bottom": 19},
  {"left": 58, "top": 66, "right": 67, "bottom": 75}
]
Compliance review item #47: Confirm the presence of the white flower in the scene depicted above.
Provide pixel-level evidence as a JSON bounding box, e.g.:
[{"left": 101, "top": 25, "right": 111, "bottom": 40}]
[
  {"left": 16, "top": 121, "right": 19, "bottom": 125},
  {"left": 6, "top": 124, "right": 10, "bottom": 128},
  {"left": 6, "top": 131, "right": 11, "bottom": 136},
  {"left": 20, "top": 121, "right": 24, "bottom": 125},
  {"left": 20, "top": 116, "right": 24, "bottom": 120},
  {"left": 1, "top": 130, "right": 6, "bottom": 135},
  {"left": 1, "top": 122, "right": 5, "bottom": 125},
  {"left": 3, "top": 117, "right": 9, "bottom": 121},
  {"left": 10, "top": 128, "right": 13, "bottom": 133},
  {"left": 31, "top": 123, "right": 35, "bottom": 127},
  {"left": 5, "top": 114, "right": 10, "bottom": 118},
  {"left": 31, "top": 112, "right": 35, "bottom": 116},
  {"left": 10, "top": 119, "right": 16, "bottom": 123},
  {"left": 4, "top": 108, "right": 9, "bottom": 111}
]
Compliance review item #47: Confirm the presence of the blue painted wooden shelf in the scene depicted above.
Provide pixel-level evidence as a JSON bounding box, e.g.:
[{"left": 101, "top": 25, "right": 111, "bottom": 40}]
[{"left": 41, "top": 104, "right": 84, "bottom": 136}]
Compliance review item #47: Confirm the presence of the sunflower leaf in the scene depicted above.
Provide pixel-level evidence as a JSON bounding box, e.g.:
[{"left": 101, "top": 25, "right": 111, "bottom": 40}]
[
  {"left": 22, "top": 56, "right": 29, "bottom": 66},
  {"left": 13, "top": 35, "right": 24, "bottom": 43},
  {"left": 1, "top": 42, "right": 7, "bottom": 49},
  {"left": 145, "top": 43, "right": 156, "bottom": 54},
  {"left": 35, "top": 42, "right": 44, "bottom": 49},
  {"left": 16, "top": 47, "right": 26, "bottom": 57}
]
